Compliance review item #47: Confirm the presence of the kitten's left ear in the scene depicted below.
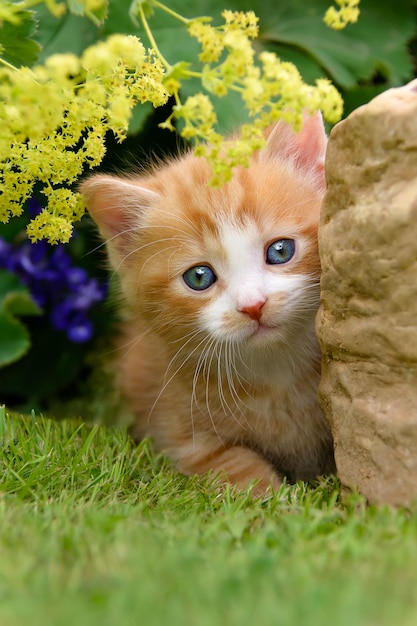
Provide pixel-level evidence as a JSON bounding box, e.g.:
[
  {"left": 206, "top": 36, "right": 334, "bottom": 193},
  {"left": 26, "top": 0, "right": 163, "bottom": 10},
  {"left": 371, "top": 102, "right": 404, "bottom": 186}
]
[
  {"left": 80, "top": 174, "right": 159, "bottom": 267},
  {"left": 81, "top": 174, "right": 158, "bottom": 239},
  {"left": 261, "top": 112, "right": 327, "bottom": 189}
]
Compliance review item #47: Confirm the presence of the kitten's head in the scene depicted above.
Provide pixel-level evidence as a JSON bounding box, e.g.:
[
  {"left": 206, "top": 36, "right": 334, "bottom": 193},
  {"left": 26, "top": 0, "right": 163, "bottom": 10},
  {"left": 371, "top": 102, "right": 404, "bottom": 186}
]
[{"left": 81, "top": 114, "right": 327, "bottom": 356}]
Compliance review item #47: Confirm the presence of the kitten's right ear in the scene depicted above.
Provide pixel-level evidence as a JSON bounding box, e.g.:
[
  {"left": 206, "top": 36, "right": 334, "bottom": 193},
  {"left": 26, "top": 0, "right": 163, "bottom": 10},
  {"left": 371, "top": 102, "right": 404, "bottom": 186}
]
[
  {"left": 80, "top": 174, "right": 159, "bottom": 242},
  {"left": 261, "top": 112, "right": 327, "bottom": 190}
]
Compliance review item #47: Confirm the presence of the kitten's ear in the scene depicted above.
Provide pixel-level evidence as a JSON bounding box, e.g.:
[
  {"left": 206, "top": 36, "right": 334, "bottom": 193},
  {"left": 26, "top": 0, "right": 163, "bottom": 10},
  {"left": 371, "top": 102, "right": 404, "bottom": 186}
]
[
  {"left": 80, "top": 174, "right": 159, "bottom": 269},
  {"left": 261, "top": 112, "right": 327, "bottom": 189},
  {"left": 80, "top": 174, "right": 158, "bottom": 241}
]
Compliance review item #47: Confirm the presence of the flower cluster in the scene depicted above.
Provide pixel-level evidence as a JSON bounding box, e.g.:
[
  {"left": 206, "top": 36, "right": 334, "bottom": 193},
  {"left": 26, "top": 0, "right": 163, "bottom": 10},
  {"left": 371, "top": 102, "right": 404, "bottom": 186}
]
[
  {"left": 146, "top": 5, "right": 343, "bottom": 185},
  {"left": 324, "top": 0, "right": 360, "bottom": 30},
  {"left": 180, "top": 11, "right": 343, "bottom": 183},
  {"left": 188, "top": 12, "right": 344, "bottom": 127},
  {"left": 188, "top": 10, "right": 259, "bottom": 65},
  {"left": 0, "top": 34, "right": 169, "bottom": 244},
  {"left": 0, "top": 200, "right": 106, "bottom": 343},
  {"left": 1, "top": 1, "right": 346, "bottom": 242}
]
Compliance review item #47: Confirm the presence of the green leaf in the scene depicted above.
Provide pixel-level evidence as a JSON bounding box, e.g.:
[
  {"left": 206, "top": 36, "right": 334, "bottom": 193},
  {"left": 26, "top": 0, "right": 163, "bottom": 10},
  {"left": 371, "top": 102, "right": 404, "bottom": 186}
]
[
  {"left": 129, "top": 0, "right": 155, "bottom": 24},
  {"left": 165, "top": 61, "right": 192, "bottom": 82},
  {"left": 0, "top": 323, "right": 87, "bottom": 402},
  {"left": 128, "top": 101, "right": 153, "bottom": 134},
  {"left": 0, "top": 271, "right": 41, "bottom": 368},
  {"left": 34, "top": 5, "right": 100, "bottom": 62},
  {"left": 250, "top": 0, "right": 415, "bottom": 88},
  {"left": 67, "top": 0, "right": 87, "bottom": 15},
  {"left": 67, "top": 0, "right": 108, "bottom": 25},
  {"left": 341, "top": 85, "right": 387, "bottom": 118},
  {"left": 0, "top": 9, "right": 41, "bottom": 67}
]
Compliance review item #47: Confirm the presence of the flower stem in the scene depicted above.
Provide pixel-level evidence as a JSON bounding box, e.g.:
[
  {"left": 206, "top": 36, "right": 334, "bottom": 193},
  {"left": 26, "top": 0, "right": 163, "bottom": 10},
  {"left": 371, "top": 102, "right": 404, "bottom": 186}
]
[
  {"left": 83, "top": 9, "right": 101, "bottom": 28},
  {"left": 149, "top": 0, "right": 190, "bottom": 25},
  {"left": 0, "top": 57, "right": 18, "bottom": 72},
  {"left": 20, "top": 0, "right": 43, "bottom": 9},
  {"left": 138, "top": 5, "right": 171, "bottom": 71}
]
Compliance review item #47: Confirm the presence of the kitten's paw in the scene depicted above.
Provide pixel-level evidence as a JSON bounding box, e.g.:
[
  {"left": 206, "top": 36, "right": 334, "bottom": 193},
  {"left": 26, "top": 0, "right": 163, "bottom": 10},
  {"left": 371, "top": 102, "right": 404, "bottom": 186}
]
[
  {"left": 248, "top": 472, "right": 281, "bottom": 496},
  {"left": 175, "top": 443, "right": 281, "bottom": 495}
]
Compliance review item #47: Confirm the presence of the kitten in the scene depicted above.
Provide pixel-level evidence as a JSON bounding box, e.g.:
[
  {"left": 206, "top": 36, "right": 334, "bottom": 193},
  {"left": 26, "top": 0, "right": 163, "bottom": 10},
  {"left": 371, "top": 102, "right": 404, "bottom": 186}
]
[{"left": 81, "top": 113, "right": 335, "bottom": 492}]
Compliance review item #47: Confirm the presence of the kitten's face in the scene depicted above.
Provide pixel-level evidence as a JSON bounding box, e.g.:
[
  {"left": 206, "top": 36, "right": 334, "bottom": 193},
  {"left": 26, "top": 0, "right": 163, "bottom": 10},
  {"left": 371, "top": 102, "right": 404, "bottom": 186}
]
[
  {"left": 81, "top": 115, "right": 326, "bottom": 355},
  {"left": 188, "top": 217, "right": 319, "bottom": 348}
]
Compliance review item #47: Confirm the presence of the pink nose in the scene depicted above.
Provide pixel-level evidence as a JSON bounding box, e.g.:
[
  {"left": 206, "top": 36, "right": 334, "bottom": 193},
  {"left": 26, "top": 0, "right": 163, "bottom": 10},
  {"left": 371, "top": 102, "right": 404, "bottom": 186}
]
[{"left": 239, "top": 300, "right": 265, "bottom": 322}]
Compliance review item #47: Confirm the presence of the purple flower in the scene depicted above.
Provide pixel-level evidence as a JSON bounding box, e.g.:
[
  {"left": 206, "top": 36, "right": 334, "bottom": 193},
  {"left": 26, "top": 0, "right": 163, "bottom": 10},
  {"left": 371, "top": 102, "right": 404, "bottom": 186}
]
[
  {"left": 67, "top": 315, "right": 93, "bottom": 343},
  {"left": 66, "top": 275, "right": 105, "bottom": 310},
  {"left": 0, "top": 220, "right": 107, "bottom": 344},
  {"left": 50, "top": 301, "right": 95, "bottom": 343},
  {"left": 0, "top": 238, "right": 12, "bottom": 268}
]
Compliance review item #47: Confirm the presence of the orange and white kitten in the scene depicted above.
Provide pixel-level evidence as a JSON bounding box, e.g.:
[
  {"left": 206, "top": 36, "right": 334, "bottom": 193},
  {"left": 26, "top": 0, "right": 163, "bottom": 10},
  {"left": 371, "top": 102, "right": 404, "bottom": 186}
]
[{"left": 81, "top": 114, "right": 335, "bottom": 492}]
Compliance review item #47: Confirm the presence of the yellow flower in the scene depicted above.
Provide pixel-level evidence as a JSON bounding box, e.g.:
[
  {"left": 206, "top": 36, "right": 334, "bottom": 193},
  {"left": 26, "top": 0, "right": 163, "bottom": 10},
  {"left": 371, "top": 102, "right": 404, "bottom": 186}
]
[
  {"left": 82, "top": 0, "right": 107, "bottom": 11},
  {"left": 83, "top": 131, "right": 107, "bottom": 166},
  {"left": 45, "top": 53, "right": 81, "bottom": 78},
  {"left": 43, "top": 0, "right": 67, "bottom": 19},
  {"left": 106, "top": 34, "right": 146, "bottom": 68},
  {"left": 221, "top": 10, "right": 259, "bottom": 38},
  {"left": 324, "top": 0, "right": 360, "bottom": 29},
  {"left": 174, "top": 93, "right": 218, "bottom": 140},
  {"left": 0, "top": 4, "right": 346, "bottom": 241},
  {"left": 188, "top": 21, "right": 225, "bottom": 63},
  {"left": 314, "top": 78, "right": 344, "bottom": 123},
  {"left": 27, "top": 210, "right": 74, "bottom": 244},
  {"left": 108, "top": 94, "right": 133, "bottom": 138},
  {"left": 0, "top": 32, "right": 170, "bottom": 243}
]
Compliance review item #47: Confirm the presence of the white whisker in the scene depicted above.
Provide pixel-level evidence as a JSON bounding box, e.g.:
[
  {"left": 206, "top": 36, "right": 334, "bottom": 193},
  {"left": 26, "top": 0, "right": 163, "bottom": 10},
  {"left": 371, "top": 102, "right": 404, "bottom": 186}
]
[
  {"left": 145, "top": 328, "right": 208, "bottom": 427},
  {"left": 222, "top": 339, "right": 257, "bottom": 433},
  {"left": 204, "top": 338, "right": 226, "bottom": 445}
]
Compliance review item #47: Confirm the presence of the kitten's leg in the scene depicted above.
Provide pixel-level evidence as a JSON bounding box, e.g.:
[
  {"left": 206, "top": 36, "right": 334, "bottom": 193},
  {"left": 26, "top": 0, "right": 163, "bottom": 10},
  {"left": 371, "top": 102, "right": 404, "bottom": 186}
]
[{"left": 171, "top": 440, "right": 281, "bottom": 493}]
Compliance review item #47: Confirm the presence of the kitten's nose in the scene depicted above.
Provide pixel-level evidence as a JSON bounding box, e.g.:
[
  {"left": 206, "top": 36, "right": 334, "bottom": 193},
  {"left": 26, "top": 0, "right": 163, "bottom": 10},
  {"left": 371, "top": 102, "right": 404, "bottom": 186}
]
[{"left": 239, "top": 300, "right": 265, "bottom": 322}]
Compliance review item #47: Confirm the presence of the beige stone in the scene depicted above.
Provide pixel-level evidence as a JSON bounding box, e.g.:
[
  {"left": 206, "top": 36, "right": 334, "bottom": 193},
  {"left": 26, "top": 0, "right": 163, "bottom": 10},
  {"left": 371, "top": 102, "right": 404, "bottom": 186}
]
[{"left": 317, "top": 79, "right": 417, "bottom": 505}]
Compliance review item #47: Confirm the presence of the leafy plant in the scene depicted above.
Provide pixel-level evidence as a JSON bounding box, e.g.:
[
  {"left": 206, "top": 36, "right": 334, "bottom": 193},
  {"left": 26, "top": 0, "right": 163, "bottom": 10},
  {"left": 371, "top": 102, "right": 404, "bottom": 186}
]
[
  {"left": 0, "top": 0, "right": 345, "bottom": 245},
  {"left": 0, "top": 270, "right": 41, "bottom": 366},
  {"left": 0, "top": 197, "right": 110, "bottom": 410}
]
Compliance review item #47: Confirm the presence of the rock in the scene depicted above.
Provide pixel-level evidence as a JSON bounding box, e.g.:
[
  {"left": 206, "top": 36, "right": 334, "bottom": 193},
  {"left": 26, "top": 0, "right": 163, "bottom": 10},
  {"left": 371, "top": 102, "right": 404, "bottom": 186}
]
[{"left": 316, "top": 80, "right": 417, "bottom": 506}]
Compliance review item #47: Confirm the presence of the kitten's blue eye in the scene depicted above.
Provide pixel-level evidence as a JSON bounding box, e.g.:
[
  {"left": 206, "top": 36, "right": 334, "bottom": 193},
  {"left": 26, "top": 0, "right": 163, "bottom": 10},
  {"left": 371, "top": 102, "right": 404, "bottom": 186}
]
[
  {"left": 266, "top": 239, "right": 295, "bottom": 265},
  {"left": 183, "top": 265, "right": 217, "bottom": 291}
]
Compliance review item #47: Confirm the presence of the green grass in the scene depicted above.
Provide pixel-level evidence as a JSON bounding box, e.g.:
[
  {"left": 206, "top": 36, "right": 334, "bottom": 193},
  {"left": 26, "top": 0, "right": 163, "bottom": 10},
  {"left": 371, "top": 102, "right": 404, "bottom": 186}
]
[{"left": 1, "top": 406, "right": 417, "bottom": 626}]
